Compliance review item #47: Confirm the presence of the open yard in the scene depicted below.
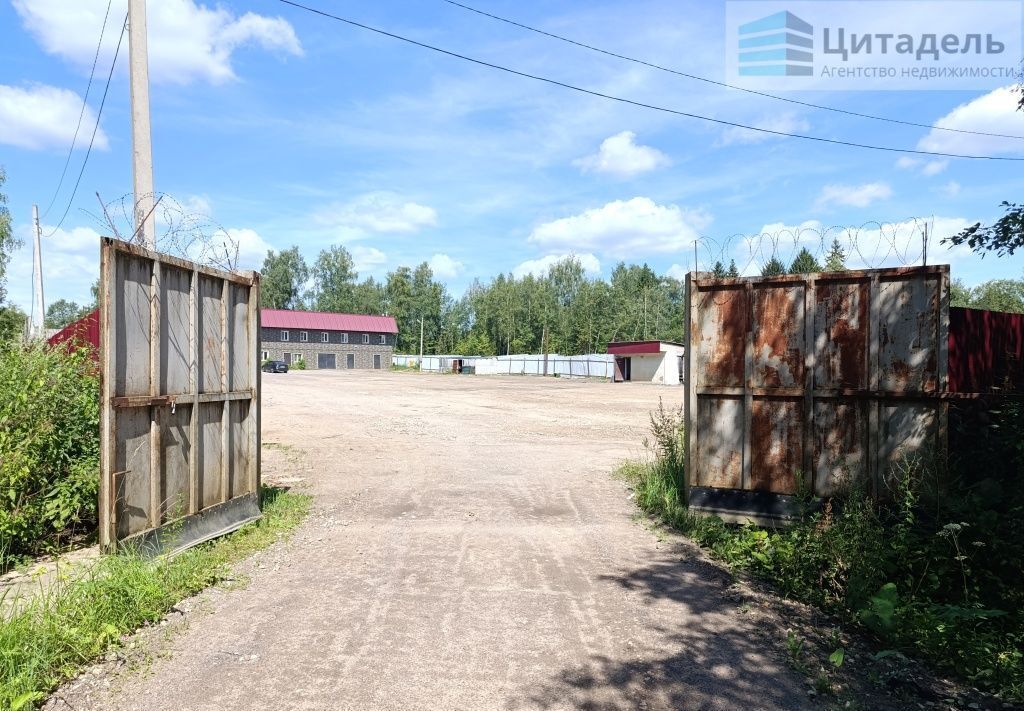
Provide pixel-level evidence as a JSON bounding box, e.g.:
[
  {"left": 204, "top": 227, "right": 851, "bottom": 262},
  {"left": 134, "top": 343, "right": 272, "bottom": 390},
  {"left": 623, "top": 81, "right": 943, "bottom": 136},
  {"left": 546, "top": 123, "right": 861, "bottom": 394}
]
[{"left": 50, "top": 371, "right": 812, "bottom": 710}]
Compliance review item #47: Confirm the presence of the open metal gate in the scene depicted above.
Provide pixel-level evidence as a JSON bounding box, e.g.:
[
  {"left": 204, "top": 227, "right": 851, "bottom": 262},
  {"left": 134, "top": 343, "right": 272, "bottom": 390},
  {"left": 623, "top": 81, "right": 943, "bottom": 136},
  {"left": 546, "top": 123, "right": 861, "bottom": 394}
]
[
  {"left": 99, "top": 238, "right": 262, "bottom": 553},
  {"left": 684, "top": 266, "right": 949, "bottom": 523}
]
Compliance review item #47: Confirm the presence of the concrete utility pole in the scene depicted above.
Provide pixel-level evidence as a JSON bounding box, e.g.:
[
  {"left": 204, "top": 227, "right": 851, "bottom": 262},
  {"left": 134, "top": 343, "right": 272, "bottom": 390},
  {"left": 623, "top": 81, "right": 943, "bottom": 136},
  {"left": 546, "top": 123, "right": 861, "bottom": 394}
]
[
  {"left": 922, "top": 223, "right": 928, "bottom": 267},
  {"left": 128, "top": 0, "right": 156, "bottom": 249},
  {"left": 419, "top": 316, "right": 424, "bottom": 371},
  {"left": 31, "top": 204, "right": 45, "bottom": 338}
]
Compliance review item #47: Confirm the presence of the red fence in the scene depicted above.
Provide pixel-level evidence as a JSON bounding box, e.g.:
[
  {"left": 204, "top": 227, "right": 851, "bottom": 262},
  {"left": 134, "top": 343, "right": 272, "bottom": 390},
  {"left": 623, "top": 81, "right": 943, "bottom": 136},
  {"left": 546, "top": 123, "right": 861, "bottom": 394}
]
[
  {"left": 47, "top": 308, "right": 100, "bottom": 354},
  {"left": 948, "top": 307, "right": 1024, "bottom": 394}
]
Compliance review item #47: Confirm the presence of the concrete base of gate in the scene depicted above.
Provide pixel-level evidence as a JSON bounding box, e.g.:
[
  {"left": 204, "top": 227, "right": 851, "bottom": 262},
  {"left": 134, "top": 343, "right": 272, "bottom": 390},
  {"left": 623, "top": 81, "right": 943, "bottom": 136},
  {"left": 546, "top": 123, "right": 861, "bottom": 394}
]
[
  {"left": 687, "top": 486, "right": 821, "bottom": 526},
  {"left": 117, "top": 492, "right": 262, "bottom": 558}
]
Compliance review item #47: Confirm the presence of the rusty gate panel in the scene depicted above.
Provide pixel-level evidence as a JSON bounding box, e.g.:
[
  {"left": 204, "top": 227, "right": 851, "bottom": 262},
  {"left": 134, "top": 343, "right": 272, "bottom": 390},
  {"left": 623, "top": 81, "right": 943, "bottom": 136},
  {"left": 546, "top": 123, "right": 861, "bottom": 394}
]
[
  {"left": 100, "top": 237, "right": 261, "bottom": 553},
  {"left": 693, "top": 286, "right": 747, "bottom": 387},
  {"left": 752, "top": 285, "right": 804, "bottom": 389},
  {"left": 878, "top": 276, "right": 940, "bottom": 392},
  {"left": 814, "top": 280, "right": 869, "bottom": 389},
  {"left": 695, "top": 397, "right": 744, "bottom": 488},
  {"left": 685, "top": 267, "right": 949, "bottom": 523},
  {"left": 812, "top": 400, "right": 866, "bottom": 496},
  {"left": 750, "top": 398, "right": 802, "bottom": 493}
]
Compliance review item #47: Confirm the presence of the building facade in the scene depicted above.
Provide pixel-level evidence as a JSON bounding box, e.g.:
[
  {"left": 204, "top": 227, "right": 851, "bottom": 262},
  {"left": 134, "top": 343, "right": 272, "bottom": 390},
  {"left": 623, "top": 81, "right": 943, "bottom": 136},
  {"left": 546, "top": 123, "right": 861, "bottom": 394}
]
[
  {"left": 607, "top": 341, "right": 686, "bottom": 384},
  {"left": 260, "top": 309, "right": 398, "bottom": 370}
]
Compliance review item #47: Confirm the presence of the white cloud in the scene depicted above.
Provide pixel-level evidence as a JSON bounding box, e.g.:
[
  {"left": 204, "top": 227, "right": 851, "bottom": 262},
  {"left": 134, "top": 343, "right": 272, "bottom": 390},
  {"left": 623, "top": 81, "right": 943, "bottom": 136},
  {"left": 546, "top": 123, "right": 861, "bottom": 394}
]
[
  {"left": 528, "top": 197, "right": 712, "bottom": 257},
  {"left": 512, "top": 253, "right": 601, "bottom": 279},
  {"left": 315, "top": 192, "right": 438, "bottom": 239},
  {"left": 428, "top": 253, "right": 463, "bottom": 279},
  {"left": 665, "top": 263, "right": 687, "bottom": 280},
  {"left": 816, "top": 182, "right": 893, "bottom": 209},
  {"left": 719, "top": 113, "right": 810, "bottom": 145},
  {"left": 894, "top": 156, "right": 948, "bottom": 176},
  {"left": 940, "top": 181, "right": 962, "bottom": 198},
  {"left": 917, "top": 85, "right": 1024, "bottom": 156},
  {"left": 0, "top": 84, "right": 108, "bottom": 151},
  {"left": 13, "top": 0, "right": 302, "bottom": 86},
  {"left": 350, "top": 245, "right": 387, "bottom": 273},
  {"left": 573, "top": 131, "right": 671, "bottom": 177},
  {"left": 222, "top": 227, "right": 274, "bottom": 271},
  {"left": 6, "top": 223, "right": 102, "bottom": 311}
]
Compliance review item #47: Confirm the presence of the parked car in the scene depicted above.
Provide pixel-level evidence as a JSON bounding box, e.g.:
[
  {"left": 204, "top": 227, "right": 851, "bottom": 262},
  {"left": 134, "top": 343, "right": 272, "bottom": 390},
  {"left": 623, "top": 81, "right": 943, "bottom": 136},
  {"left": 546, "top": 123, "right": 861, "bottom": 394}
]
[{"left": 262, "top": 360, "right": 288, "bottom": 373}]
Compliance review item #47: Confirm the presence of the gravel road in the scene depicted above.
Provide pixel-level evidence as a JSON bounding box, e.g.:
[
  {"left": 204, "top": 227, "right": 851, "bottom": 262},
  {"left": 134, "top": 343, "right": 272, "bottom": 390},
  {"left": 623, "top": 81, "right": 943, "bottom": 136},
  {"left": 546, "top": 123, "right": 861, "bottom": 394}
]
[{"left": 56, "top": 370, "right": 812, "bottom": 711}]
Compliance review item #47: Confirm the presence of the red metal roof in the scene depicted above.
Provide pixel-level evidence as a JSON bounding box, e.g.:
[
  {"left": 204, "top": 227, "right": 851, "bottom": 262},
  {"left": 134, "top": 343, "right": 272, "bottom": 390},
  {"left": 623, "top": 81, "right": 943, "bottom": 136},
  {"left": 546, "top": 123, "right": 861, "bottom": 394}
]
[
  {"left": 261, "top": 309, "right": 398, "bottom": 334},
  {"left": 607, "top": 340, "right": 684, "bottom": 355}
]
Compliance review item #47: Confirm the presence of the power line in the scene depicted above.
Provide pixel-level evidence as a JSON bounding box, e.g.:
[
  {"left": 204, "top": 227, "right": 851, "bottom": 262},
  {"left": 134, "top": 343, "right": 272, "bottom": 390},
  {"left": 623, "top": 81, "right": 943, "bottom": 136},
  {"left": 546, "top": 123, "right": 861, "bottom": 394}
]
[
  {"left": 45, "top": 13, "right": 127, "bottom": 239},
  {"left": 276, "top": 0, "right": 1024, "bottom": 161},
  {"left": 444, "top": 0, "right": 1024, "bottom": 142},
  {"left": 42, "top": 0, "right": 114, "bottom": 218}
]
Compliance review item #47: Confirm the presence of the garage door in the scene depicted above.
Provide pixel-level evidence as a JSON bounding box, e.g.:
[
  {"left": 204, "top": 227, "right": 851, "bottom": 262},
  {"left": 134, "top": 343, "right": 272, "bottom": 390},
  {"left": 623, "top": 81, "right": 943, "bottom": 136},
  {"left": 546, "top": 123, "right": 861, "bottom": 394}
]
[{"left": 318, "top": 353, "right": 336, "bottom": 369}]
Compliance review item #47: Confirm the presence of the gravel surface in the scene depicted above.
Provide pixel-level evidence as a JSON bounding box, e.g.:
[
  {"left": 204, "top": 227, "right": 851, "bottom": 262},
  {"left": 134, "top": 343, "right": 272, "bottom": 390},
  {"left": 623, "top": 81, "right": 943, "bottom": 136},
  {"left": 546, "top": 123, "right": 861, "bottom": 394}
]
[{"left": 48, "top": 370, "right": 815, "bottom": 711}]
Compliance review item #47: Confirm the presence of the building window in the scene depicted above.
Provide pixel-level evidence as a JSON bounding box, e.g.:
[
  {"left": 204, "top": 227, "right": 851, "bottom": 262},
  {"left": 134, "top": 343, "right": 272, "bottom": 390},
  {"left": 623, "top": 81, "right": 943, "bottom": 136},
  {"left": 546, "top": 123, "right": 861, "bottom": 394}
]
[
  {"left": 378, "top": 334, "right": 386, "bottom": 345},
  {"left": 300, "top": 331, "right": 309, "bottom": 342},
  {"left": 341, "top": 333, "right": 349, "bottom": 344},
  {"left": 362, "top": 334, "right": 369, "bottom": 345},
  {"left": 261, "top": 350, "right": 269, "bottom": 361},
  {"left": 321, "top": 332, "right": 329, "bottom": 343},
  {"left": 281, "top": 330, "right": 290, "bottom": 342}
]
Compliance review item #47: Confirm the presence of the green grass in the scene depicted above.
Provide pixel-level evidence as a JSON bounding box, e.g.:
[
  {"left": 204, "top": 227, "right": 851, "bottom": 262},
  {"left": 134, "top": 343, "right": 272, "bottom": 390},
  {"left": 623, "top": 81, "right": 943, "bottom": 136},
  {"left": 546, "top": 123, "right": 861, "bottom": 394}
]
[{"left": 0, "top": 486, "right": 311, "bottom": 710}]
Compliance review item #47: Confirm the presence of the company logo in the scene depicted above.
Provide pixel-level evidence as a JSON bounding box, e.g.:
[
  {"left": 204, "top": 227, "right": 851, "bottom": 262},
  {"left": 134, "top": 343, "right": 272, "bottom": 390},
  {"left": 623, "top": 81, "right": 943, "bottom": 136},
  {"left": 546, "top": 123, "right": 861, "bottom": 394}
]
[{"left": 737, "top": 11, "right": 813, "bottom": 76}]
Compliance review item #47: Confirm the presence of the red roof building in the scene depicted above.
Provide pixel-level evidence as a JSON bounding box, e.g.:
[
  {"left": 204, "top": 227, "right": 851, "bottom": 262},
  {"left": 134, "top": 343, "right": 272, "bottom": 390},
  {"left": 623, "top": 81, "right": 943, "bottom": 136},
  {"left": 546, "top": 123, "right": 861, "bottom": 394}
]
[{"left": 260, "top": 309, "right": 398, "bottom": 371}]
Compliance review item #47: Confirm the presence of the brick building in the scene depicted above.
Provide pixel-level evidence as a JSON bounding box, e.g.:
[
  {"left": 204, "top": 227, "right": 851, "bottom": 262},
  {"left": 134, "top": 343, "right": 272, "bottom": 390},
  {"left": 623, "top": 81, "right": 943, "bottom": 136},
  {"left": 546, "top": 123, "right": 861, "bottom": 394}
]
[{"left": 260, "top": 309, "right": 398, "bottom": 370}]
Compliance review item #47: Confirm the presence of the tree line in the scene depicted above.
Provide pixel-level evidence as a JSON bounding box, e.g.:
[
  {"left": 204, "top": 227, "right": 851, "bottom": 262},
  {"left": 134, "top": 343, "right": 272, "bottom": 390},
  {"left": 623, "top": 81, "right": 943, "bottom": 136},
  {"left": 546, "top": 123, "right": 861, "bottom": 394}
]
[
  {"left": 259, "top": 245, "right": 688, "bottom": 355},
  {"left": 259, "top": 240, "right": 1024, "bottom": 358}
]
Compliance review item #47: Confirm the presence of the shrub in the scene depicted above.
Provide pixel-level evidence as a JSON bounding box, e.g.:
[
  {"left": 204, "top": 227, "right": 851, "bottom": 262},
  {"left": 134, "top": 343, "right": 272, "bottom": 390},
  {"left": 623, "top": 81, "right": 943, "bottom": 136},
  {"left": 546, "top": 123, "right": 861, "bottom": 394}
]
[{"left": 0, "top": 343, "right": 99, "bottom": 567}]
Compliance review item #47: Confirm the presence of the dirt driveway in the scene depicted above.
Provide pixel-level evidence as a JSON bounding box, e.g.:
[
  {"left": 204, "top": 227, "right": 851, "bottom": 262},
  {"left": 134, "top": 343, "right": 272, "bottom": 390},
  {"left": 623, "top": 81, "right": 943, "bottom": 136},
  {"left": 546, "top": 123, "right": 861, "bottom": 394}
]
[{"left": 69, "top": 371, "right": 812, "bottom": 710}]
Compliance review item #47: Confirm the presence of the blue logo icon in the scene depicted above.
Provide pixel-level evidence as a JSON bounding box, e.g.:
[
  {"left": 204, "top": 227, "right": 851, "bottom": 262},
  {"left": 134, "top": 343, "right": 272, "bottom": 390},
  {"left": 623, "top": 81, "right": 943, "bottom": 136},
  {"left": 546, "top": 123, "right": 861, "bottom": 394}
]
[{"left": 738, "top": 11, "right": 813, "bottom": 76}]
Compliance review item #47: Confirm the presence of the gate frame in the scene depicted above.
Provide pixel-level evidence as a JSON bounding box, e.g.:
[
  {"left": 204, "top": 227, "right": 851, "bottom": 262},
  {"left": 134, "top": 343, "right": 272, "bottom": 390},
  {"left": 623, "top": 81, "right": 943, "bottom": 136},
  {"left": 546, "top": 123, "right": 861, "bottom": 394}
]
[{"left": 99, "top": 237, "right": 262, "bottom": 553}]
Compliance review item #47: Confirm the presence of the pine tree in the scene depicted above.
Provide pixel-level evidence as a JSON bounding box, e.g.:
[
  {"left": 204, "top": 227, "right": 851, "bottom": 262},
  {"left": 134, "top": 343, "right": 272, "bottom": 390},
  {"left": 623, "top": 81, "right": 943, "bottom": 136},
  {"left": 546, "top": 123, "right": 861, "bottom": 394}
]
[
  {"left": 761, "top": 257, "right": 787, "bottom": 277},
  {"left": 712, "top": 261, "right": 726, "bottom": 278},
  {"left": 789, "top": 247, "right": 822, "bottom": 274},
  {"left": 726, "top": 260, "right": 739, "bottom": 277},
  {"left": 824, "top": 238, "right": 847, "bottom": 271}
]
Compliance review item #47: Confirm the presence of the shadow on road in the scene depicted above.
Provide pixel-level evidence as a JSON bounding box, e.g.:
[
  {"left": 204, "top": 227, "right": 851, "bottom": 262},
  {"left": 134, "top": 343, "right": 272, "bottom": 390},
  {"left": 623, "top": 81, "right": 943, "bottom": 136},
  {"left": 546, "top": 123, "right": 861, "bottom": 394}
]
[{"left": 507, "top": 546, "right": 811, "bottom": 711}]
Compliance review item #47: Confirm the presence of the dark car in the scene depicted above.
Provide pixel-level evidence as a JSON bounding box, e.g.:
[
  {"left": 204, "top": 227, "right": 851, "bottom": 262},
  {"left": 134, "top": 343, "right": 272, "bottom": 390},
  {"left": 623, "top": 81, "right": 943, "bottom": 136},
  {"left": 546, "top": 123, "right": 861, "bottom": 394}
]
[{"left": 262, "top": 360, "right": 289, "bottom": 373}]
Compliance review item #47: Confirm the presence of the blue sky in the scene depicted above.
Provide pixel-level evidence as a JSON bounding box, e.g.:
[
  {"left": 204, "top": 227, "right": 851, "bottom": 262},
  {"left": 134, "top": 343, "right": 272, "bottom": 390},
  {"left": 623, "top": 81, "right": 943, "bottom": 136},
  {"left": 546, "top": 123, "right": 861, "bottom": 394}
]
[{"left": 1, "top": 0, "right": 1023, "bottom": 314}]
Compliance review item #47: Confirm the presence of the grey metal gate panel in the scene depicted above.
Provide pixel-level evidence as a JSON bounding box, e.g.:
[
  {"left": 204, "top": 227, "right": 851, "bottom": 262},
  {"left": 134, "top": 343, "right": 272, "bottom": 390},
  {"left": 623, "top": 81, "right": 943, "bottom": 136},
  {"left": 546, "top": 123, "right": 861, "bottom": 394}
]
[
  {"left": 318, "top": 353, "right": 336, "bottom": 369},
  {"left": 685, "top": 266, "right": 948, "bottom": 522},
  {"left": 100, "top": 238, "right": 261, "bottom": 553}
]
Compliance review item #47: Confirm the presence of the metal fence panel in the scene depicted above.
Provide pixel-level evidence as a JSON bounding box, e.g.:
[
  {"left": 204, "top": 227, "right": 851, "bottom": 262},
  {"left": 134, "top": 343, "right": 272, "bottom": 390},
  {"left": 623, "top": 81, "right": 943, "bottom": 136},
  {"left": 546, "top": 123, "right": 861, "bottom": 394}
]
[
  {"left": 685, "top": 267, "right": 948, "bottom": 521},
  {"left": 100, "top": 238, "right": 261, "bottom": 553}
]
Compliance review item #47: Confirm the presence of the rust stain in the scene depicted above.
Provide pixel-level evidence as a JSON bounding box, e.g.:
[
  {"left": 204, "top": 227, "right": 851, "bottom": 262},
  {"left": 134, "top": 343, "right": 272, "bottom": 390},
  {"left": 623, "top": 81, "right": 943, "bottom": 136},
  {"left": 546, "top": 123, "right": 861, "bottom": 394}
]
[
  {"left": 753, "top": 287, "right": 802, "bottom": 388},
  {"left": 890, "top": 360, "right": 911, "bottom": 389},
  {"left": 750, "top": 399, "right": 802, "bottom": 493},
  {"left": 816, "top": 281, "right": 867, "bottom": 389},
  {"left": 703, "top": 288, "right": 747, "bottom": 387}
]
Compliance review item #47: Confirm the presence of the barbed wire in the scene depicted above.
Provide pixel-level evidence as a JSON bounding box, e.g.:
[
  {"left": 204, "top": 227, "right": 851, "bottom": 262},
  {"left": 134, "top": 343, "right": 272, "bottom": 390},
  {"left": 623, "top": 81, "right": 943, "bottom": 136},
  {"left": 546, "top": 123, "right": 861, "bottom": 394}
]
[
  {"left": 82, "top": 192, "right": 241, "bottom": 271},
  {"left": 690, "top": 217, "right": 945, "bottom": 277}
]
